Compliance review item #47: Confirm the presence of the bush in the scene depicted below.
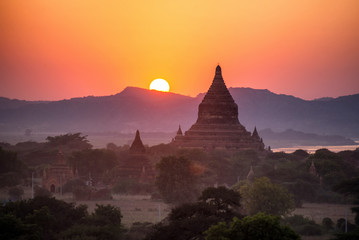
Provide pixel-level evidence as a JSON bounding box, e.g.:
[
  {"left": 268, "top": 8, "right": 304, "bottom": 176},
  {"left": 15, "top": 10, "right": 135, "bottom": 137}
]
[
  {"left": 295, "top": 224, "right": 323, "bottom": 236},
  {"left": 322, "top": 217, "right": 334, "bottom": 230},
  {"left": 283, "top": 214, "right": 315, "bottom": 226},
  {"left": 283, "top": 214, "right": 323, "bottom": 236},
  {"left": 34, "top": 186, "right": 52, "bottom": 198}
]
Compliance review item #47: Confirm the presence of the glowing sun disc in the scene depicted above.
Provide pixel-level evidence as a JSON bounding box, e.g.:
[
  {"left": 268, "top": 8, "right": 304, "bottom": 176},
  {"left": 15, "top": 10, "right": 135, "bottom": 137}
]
[{"left": 149, "top": 79, "right": 170, "bottom": 92}]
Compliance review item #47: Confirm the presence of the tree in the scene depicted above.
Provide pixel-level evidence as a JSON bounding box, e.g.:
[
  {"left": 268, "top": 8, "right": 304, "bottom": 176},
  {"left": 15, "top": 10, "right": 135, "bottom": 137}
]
[
  {"left": 0, "top": 147, "right": 27, "bottom": 187},
  {"left": 69, "top": 149, "right": 118, "bottom": 182},
  {"left": 46, "top": 133, "right": 92, "bottom": 150},
  {"left": 204, "top": 213, "right": 300, "bottom": 240},
  {"left": 145, "top": 187, "right": 243, "bottom": 240},
  {"left": 333, "top": 177, "right": 359, "bottom": 202},
  {"left": 0, "top": 196, "right": 88, "bottom": 238},
  {"left": 199, "top": 186, "right": 241, "bottom": 213},
  {"left": 61, "top": 204, "right": 124, "bottom": 240},
  {"left": 155, "top": 156, "right": 199, "bottom": 205},
  {"left": 238, "top": 177, "right": 295, "bottom": 216}
]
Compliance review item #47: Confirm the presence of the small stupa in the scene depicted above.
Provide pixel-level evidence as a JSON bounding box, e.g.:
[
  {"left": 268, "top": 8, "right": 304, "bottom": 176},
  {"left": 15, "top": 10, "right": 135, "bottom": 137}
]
[
  {"left": 172, "top": 65, "right": 265, "bottom": 151},
  {"left": 130, "top": 130, "right": 146, "bottom": 154},
  {"left": 116, "top": 130, "right": 154, "bottom": 182}
]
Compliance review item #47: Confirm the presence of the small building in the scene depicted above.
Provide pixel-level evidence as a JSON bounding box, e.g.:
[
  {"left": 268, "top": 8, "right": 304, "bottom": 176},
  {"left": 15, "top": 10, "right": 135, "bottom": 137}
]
[{"left": 42, "top": 149, "right": 74, "bottom": 193}]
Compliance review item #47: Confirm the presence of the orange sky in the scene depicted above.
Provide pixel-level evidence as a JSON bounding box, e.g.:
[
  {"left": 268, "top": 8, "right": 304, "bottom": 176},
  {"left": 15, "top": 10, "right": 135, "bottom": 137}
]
[{"left": 1, "top": 0, "right": 358, "bottom": 100}]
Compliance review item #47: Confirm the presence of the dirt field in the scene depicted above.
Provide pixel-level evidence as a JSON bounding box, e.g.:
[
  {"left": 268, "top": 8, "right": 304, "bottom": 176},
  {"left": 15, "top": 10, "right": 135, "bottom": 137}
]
[
  {"left": 2, "top": 188, "right": 357, "bottom": 232},
  {"left": 73, "top": 194, "right": 171, "bottom": 226}
]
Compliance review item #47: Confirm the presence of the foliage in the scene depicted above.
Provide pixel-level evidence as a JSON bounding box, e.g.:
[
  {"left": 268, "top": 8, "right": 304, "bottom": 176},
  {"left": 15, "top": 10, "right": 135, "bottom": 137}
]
[
  {"left": 238, "top": 177, "right": 295, "bottom": 216},
  {"left": 283, "top": 214, "right": 323, "bottom": 236},
  {"left": 308, "top": 149, "right": 358, "bottom": 188},
  {"left": 69, "top": 148, "right": 118, "bottom": 182},
  {"left": 331, "top": 228, "right": 359, "bottom": 240},
  {"left": 46, "top": 132, "right": 92, "bottom": 150},
  {"left": 283, "top": 214, "right": 316, "bottom": 226},
  {"left": 0, "top": 197, "right": 126, "bottom": 240},
  {"left": 204, "top": 213, "right": 300, "bottom": 240},
  {"left": 0, "top": 147, "right": 26, "bottom": 173},
  {"left": 155, "top": 156, "right": 199, "bottom": 205},
  {"left": 0, "top": 147, "right": 27, "bottom": 187},
  {"left": 352, "top": 207, "right": 359, "bottom": 226},
  {"left": 0, "top": 214, "right": 39, "bottom": 239},
  {"left": 199, "top": 186, "right": 241, "bottom": 213},
  {"left": 333, "top": 177, "right": 359, "bottom": 202},
  {"left": 336, "top": 218, "right": 357, "bottom": 233},
  {"left": 61, "top": 204, "right": 124, "bottom": 240},
  {"left": 0, "top": 196, "right": 88, "bottom": 239},
  {"left": 322, "top": 217, "right": 334, "bottom": 230},
  {"left": 34, "top": 185, "right": 52, "bottom": 198},
  {"left": 283, "top": 179, "right": 317, "bottom": 207},
  {"left": 145, "top": 187, "right": 242, "bottom": 240}
]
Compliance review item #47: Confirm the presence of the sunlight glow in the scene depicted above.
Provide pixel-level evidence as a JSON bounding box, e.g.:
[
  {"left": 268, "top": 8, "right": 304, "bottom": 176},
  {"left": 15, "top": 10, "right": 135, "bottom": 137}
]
[{"left": 149, "top": 79, "right": 170, "bottom": 92}]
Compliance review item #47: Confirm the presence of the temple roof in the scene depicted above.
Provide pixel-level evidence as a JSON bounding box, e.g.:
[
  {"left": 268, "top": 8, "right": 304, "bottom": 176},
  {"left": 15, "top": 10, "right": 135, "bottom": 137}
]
[
  {"left": 196, "top": 65, "right": 239, "bottom": 125},
  {"left": 171, "top": 65, "right": 265, "bottom": 151},
  {"left": 129, "top": 130, "right": 146, "bottom": 154}
]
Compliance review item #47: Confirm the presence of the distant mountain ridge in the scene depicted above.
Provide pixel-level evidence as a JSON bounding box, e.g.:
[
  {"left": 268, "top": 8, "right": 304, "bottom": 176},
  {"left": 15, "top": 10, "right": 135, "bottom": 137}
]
[{"left": 0, "top": 87, "right": 358, "bottom": 139}]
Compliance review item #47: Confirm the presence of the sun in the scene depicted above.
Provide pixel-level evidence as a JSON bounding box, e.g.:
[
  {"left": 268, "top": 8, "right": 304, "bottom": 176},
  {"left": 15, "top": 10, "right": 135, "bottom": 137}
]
[{"left": 149, "top": 78, "right": 170, "bottom": 92}]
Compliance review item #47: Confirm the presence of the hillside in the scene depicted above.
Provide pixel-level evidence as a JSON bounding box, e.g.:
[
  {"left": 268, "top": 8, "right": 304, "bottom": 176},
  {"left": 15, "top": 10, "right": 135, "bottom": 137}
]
[{"left": 0, "top": 87, "right": 358, "bottom": 139}]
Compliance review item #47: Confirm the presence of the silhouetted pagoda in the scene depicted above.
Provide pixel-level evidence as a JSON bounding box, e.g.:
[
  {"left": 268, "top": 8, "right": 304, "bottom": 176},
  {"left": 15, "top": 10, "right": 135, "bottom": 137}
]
[
  {"left": 116, "top": 130, "right": 154, "bottom": 182},
  {"left": 172, "top": 65, "right": 265, "bottom": 151}
]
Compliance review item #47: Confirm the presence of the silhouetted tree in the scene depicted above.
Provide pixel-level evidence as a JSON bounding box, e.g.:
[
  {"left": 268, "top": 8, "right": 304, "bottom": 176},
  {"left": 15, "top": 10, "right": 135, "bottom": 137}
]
[
  {"left": 155, "top": 156, "right": 199, "bottom": 205},
  {"left": 205, "top": 213, "right": 300, "bottom": 240},
  {"left": 237, "top": 177, "right": 295, "bottom": 216},
  {"left": 46, "top": 133, "right": 92, "bottom": 150},
  {"left": 69, "top": 149, "right": 118, "bottom": 182},
  {"left": 145, "top": 187, "right": 242, "bottom": 240},
  {"left": 0, "top": 147, "right": 27, "bottom": 187}
]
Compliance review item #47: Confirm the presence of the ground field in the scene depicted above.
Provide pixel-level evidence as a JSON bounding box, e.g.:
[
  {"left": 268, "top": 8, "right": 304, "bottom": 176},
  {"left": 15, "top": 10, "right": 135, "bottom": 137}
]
[
  {"left": 73, "top": 194, "right": 171, "bottom": 226},
  {"left": 1, "top": 188, "right": 357, "bottom": 239}
]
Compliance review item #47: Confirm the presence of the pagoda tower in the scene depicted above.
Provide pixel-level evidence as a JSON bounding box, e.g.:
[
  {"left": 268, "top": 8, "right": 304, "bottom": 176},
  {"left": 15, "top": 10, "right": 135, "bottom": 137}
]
[{"left": 172, "top": 65, "right": 265, "bottom": 151}]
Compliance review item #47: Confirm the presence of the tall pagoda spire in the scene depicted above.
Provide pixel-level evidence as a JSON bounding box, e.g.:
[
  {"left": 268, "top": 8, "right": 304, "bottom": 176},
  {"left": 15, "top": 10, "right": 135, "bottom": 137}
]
[
  {"left": 130, "top": 130, "right": 146, "bottom": 154},
  {"left": 176, "top": 125, "right": 183, "bottom": 136},
  {"left": 171, "top": 65, "right": 266, "bottom": 151},
  {"left": 197, "top": 65, "right": 239, "bottom": 125}
]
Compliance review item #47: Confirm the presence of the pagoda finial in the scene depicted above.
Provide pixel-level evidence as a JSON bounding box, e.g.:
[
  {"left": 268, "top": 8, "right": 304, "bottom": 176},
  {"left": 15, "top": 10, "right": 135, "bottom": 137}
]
[
  {"left": 252, "top": 126, "right": 260, "bottom": 140},
  {"left": 177, "top": 125, "right": 183, "bottom": 136},
  {"left": 215, "top": 65, "right": 222, "bottom": 77}
]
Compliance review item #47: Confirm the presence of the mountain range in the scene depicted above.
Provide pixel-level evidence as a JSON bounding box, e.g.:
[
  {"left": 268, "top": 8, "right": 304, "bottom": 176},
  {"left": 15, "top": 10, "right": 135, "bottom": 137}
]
[{"left": 0, "top": 87, "right": 358, "bottom": 143}]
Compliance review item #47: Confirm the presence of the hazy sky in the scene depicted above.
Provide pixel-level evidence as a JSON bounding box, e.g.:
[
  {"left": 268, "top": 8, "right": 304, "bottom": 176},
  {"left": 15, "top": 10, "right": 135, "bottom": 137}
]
[{"left": 1, "top": 0, "right": 358, "bottom": 100}]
